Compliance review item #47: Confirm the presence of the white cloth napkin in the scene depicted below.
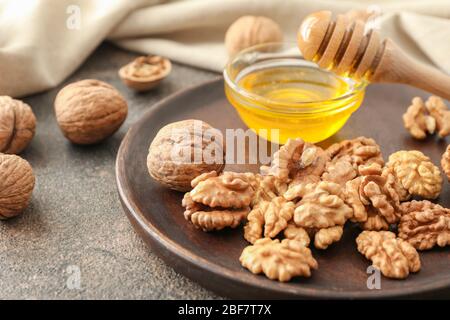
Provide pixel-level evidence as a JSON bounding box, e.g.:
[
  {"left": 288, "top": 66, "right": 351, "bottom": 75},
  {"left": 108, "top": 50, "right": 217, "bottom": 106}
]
[{"left": 1, "top": 0, "right": 449, "bottom": 98}]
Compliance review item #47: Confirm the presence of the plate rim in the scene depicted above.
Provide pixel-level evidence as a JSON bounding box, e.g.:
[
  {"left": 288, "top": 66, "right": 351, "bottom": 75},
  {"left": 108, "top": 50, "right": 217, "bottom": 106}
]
[{"left": 115, "top": 77, "right": 450, "bottom": 299}]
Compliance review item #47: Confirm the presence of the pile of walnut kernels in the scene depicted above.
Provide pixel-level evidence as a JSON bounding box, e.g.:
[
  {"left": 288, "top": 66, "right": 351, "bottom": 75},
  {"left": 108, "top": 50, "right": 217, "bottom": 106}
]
[{"left": 178, "top": 136, "right": 450, "bottom": 282}]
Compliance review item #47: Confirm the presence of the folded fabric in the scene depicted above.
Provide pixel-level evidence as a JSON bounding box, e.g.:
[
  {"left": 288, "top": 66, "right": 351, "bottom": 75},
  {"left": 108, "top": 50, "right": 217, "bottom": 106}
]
[{"left": 0, "top": 0, "right": 449, "bottom": 98}]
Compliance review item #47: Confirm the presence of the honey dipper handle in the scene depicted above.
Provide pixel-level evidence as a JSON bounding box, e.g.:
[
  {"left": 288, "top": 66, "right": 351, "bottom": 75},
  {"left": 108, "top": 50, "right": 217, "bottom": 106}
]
[{"left": 371, "top": 39, "right": 450, "bottom": 101}]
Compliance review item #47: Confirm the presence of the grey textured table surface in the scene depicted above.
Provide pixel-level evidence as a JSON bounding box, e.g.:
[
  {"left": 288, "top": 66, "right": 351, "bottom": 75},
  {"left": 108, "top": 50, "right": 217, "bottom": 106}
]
[{"left": 0, "top": 43, "right": 220, "bottom": 299}]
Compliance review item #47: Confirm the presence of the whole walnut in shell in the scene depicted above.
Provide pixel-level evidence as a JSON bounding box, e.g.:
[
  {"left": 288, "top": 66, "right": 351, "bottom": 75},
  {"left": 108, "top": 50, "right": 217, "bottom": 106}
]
[
  {"left": 0, "top": 96, "right": 36, "bottom": 154},
  {"left": 54, "top": 79, "right": 128, "bottom": 144},
  {"left": 225, "top": 15, "right": 283, "bottom": 56},
  {"left": 0, "top": 154, "right": 35, "bottom": 219},
  {"left": 147, "top": 120, "right": 225, "bottom": 191}
]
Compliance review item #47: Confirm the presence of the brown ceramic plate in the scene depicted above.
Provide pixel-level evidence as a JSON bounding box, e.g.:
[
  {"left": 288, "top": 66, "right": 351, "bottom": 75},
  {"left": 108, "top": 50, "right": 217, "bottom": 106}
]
[{"left": 116, "top": 77, "right": 450, "bottom": 299}]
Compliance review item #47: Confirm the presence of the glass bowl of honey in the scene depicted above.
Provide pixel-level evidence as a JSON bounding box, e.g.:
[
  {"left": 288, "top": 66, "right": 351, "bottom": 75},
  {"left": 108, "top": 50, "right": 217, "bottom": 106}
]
[{"left": 224, "top": 42, "right": 367, "bottom": 143}]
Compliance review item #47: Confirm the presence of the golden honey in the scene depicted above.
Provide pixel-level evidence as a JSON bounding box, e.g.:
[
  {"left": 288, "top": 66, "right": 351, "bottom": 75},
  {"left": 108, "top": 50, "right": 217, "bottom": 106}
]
[{"left": 224, "top": 43, "right": 366, "bottom": 144}]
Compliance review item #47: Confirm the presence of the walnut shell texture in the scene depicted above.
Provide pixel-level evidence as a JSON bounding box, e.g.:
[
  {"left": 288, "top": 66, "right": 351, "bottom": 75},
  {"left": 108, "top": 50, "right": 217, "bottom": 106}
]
[
  {"left": 0, "top": 154, "right": 35, "bottom": 219},
  {"left": 0, "top": 96, "right": 36, "bottom": 154},
  {"left": 148, "top": 120, "right": 225, "bottom": 192},
  {"left": 54, "top": 79, "right": 128, "bottom": 144},
  {"left": 225, "top": 15, "right": 283, "bottom": 56}
]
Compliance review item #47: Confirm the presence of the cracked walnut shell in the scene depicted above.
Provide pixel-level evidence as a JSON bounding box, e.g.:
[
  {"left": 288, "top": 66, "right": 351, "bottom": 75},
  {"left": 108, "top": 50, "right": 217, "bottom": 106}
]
[
  {"left": 0, "top": 96, "right": 36, "bottom": 154},
  {"left": 356, "top": 231, "right": 421, "bottom": 279},
  {"left": 147, "top": 120, "right": 225, "bottom": 191},
  {"left": 225, "top": 16, "right": 283, "bottom": 57},
  {"left": 398, "top": 200, "right": 450, "bottom": 250},
  {"left": 239, "top": 238, "right": 318, "bottom": 282},
  {"left": 294, "top": 181, "right": 353, "bottom": 229},
  {"left": 386, "top": 150, "right": 442, "bottom": 199},
  {"left": 0, "top": 154, "right": 35, "bottom": 219},
  {"left": 54, "top": 79, "right": 128, "bottom": 145},
  {"left": 119, "top": 55, "right": 171, "bottom": 91},
  {"left": 244, "top": 197, "right": 294, "bottom": 244},
  {"left": 182, "top": 192, "right": 248, "bottom": 231},
  {"left": 403, "top": 97, "right": 436, "bottom": 139}
]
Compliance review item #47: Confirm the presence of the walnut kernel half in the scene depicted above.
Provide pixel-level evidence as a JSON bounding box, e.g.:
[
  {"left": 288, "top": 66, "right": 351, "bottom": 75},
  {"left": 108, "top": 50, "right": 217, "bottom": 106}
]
[
  {"left": 398, "top": 200, "right": 450, "bottom": 250},
  {"left": 403, "top": 97, "right": 435, "bottom": 139},
  {"left": 386, "top": 150, "right": 442, "bottom": 199},
  {"left": 244, "top": 197, "right": 294, "bottom": 243},
  {"left": 356, "top": 231, "right": 421, "bottom": 279}
]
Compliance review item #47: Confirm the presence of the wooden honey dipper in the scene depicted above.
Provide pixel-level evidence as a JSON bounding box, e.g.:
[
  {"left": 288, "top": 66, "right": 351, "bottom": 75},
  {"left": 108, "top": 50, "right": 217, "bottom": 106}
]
[{"left": 297, "top": 11, "right": 450, "bottom": 100}]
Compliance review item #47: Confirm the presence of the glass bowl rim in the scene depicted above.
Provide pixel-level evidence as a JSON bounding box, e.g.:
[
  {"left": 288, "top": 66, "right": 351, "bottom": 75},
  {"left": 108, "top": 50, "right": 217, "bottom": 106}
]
[{"left": 223, "top": 42, "right": 368, "bottom": 114}]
